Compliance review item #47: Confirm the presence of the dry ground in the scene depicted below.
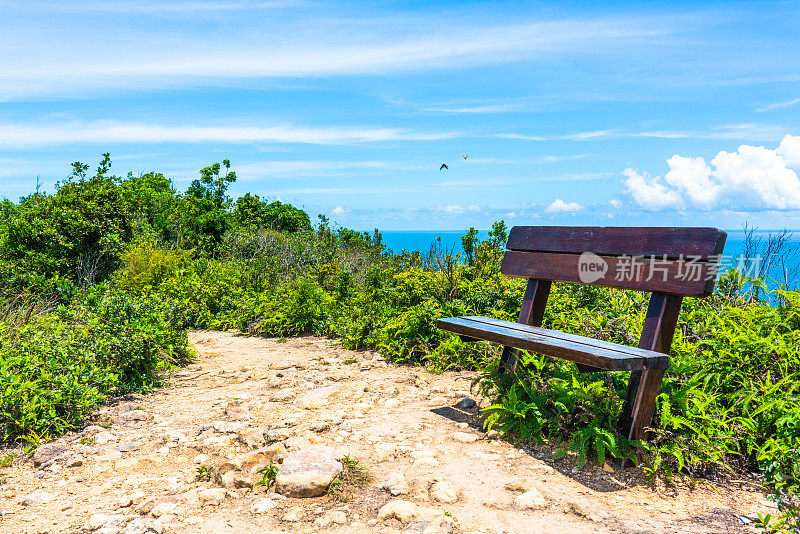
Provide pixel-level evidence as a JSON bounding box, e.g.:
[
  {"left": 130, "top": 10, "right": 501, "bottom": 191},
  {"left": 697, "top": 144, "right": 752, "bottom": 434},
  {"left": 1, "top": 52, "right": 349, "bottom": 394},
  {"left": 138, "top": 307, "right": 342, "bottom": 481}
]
[{"left": 0, "top": 331, "right": 779, "bottom": 534}]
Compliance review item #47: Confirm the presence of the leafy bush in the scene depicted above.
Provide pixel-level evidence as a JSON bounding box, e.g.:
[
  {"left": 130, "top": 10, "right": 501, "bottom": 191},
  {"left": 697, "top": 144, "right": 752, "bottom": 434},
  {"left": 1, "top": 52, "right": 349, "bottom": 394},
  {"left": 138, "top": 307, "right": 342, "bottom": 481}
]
[{"left": 0, "top": 291, "right": 191, "bottom": 441}]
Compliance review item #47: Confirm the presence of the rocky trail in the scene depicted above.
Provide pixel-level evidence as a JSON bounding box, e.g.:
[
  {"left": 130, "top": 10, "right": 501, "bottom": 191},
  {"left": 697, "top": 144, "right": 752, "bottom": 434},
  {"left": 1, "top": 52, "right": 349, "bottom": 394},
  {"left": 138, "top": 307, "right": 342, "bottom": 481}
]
[{"left": 0, "top": 331, "right": 778, "bottom": 534}]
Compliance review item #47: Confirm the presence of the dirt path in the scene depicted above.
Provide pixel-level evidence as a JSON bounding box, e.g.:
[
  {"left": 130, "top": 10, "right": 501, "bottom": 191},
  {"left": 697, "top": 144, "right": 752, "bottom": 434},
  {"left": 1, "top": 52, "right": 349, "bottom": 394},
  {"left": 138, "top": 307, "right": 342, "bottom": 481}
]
[{"left": 0, "top": 331, "right": 778, "bottom": 534}]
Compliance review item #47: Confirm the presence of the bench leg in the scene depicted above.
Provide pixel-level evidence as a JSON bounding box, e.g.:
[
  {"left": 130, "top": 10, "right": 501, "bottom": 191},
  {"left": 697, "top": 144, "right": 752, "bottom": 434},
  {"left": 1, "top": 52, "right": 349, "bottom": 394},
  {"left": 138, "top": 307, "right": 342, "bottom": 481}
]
[
  {"left": 498, "top": 346, "right": 519, "bottom": 375},
  {"left": 619, "top": 292, "right": 681, "bottom": 442},
  {"left": 498, "top": 279, "right": 551, "bottom": 377},
  {"left": 621, "top": 368, "right": 665, "bottom": 441}
]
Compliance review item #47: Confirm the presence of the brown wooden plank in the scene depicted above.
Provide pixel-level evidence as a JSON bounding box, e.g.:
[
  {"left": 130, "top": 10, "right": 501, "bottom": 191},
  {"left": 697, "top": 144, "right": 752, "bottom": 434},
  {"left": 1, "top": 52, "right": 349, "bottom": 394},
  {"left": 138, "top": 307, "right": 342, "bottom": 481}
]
[
  {"left": 462, "top": 315, "right": 669, "bottom": 368},
  {"left": 501, "top": 250, "right": 718, "bottom": 296},
  {"left": 437, "top": 317, "right": 667, "bottom": 371},
  {"left": 619, "top": 293, "right": 683, "bottom": 441},
  {"left": 500, "top": 279, "right": 551, "bottom": 375},
  {"left": 507, "top": 226, "right": 726, "bottom": 261}
]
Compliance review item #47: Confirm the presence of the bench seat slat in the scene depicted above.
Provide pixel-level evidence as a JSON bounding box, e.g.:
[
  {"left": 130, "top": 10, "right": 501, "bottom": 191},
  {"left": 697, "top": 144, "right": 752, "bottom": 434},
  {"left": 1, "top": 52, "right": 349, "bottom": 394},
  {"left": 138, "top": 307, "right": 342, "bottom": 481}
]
[{"left": 436, "top": 316, "right": 670, "bottom": 371}]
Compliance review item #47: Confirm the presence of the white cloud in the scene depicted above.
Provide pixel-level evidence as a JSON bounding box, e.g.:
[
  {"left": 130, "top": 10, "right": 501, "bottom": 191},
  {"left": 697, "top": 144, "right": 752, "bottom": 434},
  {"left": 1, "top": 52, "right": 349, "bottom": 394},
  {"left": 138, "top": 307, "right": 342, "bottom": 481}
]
[
  {"left": 0, "top": 120, "right": 460, "bottom": 148},
  {"left": 623, "top": 134, "right": 800, "bottom": 211},
  {"left": 622, "top": 169, "right": 683, "bottom": 211},
  {"left": 505, "top": 211, "right": 517, "bottom": 218},
  {"left": 331, "top": 206, "right": 349, "bottom": 216},
  {"left": 435, "top": 204, "right": 481, "bottom": 214},
  {"left": 0, "top": 9, "right": 672, "bottom": 100},
  {"left": 545, "top": 199, "right": 583, "bottom": 213},
  {"left": 608, "top": 199, "right": 623, "bottom": 209},
  {"left": 756, "top": 98, "right": 800, "bottom": 113}
]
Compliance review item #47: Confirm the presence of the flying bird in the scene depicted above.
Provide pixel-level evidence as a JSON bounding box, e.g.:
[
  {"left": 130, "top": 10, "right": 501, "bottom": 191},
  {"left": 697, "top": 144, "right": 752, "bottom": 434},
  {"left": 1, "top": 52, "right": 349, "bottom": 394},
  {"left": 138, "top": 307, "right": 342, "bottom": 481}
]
[
  {"left": 439, "top": 163, "right": 448, "bottom": 170},
  {"left": 462, "top": 155, "right": 468, "bottom": 159}
]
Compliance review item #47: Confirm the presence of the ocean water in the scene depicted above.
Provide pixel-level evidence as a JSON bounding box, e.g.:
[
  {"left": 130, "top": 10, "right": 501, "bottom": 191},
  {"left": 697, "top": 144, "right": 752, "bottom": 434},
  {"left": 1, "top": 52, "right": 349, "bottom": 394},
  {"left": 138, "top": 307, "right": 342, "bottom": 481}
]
[{"left": 380, "top": 229, "right": 800, "bottom": 287}]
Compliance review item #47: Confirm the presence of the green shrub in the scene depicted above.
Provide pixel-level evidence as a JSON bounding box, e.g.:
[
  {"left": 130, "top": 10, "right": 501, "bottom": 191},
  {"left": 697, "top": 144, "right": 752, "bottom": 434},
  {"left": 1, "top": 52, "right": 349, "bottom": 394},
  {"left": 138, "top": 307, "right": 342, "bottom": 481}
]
[{"left": 0, "top": 291, "right": 191, "bottom": 441}]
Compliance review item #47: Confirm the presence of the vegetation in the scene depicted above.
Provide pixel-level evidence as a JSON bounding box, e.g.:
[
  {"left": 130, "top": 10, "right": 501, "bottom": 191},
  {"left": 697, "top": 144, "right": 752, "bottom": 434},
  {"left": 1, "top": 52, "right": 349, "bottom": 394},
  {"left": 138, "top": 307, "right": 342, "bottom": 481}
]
[
  {"left": 0, "top": 154, "right": 798, "bottom": 529},
  {"left": 327, "top": 456, "right": 372, "bottom": 501}
]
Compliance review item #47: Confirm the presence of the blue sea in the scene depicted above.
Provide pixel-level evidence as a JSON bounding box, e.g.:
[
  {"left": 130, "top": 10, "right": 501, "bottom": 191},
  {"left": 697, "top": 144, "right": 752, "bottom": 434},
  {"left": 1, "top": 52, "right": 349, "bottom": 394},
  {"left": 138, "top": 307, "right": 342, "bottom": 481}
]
[{"left": 380, "top": 229, "right": 800, "bottom": 288}]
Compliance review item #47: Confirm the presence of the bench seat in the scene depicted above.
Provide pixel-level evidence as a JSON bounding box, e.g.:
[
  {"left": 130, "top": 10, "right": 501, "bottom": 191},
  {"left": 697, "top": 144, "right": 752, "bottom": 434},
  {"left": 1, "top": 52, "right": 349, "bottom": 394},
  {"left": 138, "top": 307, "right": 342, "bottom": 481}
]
[{"left": 437, "top": 315, "right": 670, "bottom": 371}]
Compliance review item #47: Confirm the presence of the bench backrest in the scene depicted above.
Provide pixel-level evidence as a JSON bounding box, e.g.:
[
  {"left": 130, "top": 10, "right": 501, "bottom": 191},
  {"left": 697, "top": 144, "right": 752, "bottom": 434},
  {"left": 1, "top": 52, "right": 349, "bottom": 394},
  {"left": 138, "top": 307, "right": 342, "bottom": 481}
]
[{"left": 501, "top": 226, "right": 727, "bottom": 297}]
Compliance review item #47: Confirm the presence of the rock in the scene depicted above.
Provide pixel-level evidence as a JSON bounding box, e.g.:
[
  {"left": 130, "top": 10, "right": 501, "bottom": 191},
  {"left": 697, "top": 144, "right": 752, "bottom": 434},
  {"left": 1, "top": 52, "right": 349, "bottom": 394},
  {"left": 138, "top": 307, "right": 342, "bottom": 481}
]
[
  {"left": 413, "top": 457, "right": 440, "bottom": 468},
  {"left": 193, "top": 454, "right": 209, "bottom": 465},
  {"left": 329, "top": 511, "right": 347, "bottom": 524},
  {"left": 429, "top": 481, "right": 458, "bottom": 503},
  {"left": 118, "top": 410, "right": 151, "bottom": 423},
  {"left": 602, "top": 462, "right": 614, "bottom": 473},
  {"left": 455, "top": 398, "right": 477, "bottom": 410},
  {"left": 451, "top": 432, "right": 478, "bottom": 443},
  {"left": 95, "top": 431, "right": 117, "bottom": 445},
  {"left": 66, "top": 455, "right": 85, "bottom": 467},
  {"left": 265, "top": 428, "right": 292, "bottom": 443},
  {"left": 275, "top": 445, "right": 343, "bottom": 498},
  {"left": 134, "top": 498, "right": 159, "bottom": 515},
  {"left": 150, "top": 502, "right": 177, "bottom": 518},
  {"left": 504, "top": 481, "right": 527, "bottom": 492},
  {"left": 162, "top": 430, "right": 187, "bottom": 444},
  {"left": 566, "top": 501, "right": 605, "bottom": 522},
  {"left": 214, "top": 447, "right": 283, "bottom": 489},
  {"left": 213, "top": 421, "right": 245, "bottom": 434},
  {"left": 250, "top": 498, "right": 276, "bottom": 513},
  {"left": 21, "top": 490, "right": 53, "bottom": 506},
  {"left": 515, "top": 489, "right": 547, "bottom": 510},
  {"left": 378, "top": 500, "right": 425, "bottom": 523},
  {"left": 382, "top": 471, "right": 411, "bottom": 496},
  {"left": 116, "top": 496, "right": 135, "bottom": 508},
  {"left": 33, "top": 443, "right": 67, "bottom": 466},
  {"left": 282, "top": 506, "right": 304, "bottom": 521},
  {"left": 238, "top": 427, "right": 266, "bottom": 448},
  {"left": 197, "top": 488, "right": 227, "bottom": 505},
  {"left": 124, "top": 518, "right": 163, "bottom": 534},
  {"left": 201, "top": 435, "right": 234, "bottom": 452},
  {"left": 295, "top": 386, "right": 338, "bottom": 410},
  {"left": 88, "top": 513, "right": 126, "bottom": 530},
  {"left": 384, "top": 398, "right": 401, "bottom": 409},
  {"left": 116, "top": 442, "right": 140, "bottom": 453}
]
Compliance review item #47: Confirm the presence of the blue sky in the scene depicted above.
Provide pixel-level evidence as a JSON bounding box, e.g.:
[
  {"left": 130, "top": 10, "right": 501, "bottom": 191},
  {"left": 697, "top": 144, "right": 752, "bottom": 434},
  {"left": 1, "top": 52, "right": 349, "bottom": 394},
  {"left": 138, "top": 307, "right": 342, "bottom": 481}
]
[{"left": 1, "top": 0, "right": 800, "bottom": 230}]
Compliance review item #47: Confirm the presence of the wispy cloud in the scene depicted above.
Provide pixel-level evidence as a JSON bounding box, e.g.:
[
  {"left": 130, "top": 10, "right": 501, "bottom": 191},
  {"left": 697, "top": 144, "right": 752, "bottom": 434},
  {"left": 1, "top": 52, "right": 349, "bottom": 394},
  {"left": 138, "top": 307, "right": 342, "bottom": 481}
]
[
  {"left": 0, "top": 8, "right": 675, "bottom": 100},
  {"left": 0, "top": 120, "right": 460, "bottom": 148},
  {"left": 493, "top": 124, "right": 787, "bottom": 143},
  {"left": 756, "top": 98, "right": 800, "bottom": 113}
]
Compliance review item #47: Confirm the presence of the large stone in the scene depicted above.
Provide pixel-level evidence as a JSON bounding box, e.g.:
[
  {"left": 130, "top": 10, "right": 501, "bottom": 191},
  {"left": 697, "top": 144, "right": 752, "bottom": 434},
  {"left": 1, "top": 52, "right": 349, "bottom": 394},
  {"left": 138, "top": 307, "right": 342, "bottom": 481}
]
[
  {"left": 214, "top": 447, "right": 283, "bottom": 489},
  {"left": 118, "top": 410, "right": 152, "bottom": 424},
  {"left": 250, "top": 498, "right": 276, "bottom": 513},
  {"left": 451, "top": 432, "right": 478, "bottom": 443},
  {"left": 455, "top": 398, "right": 477, "bottom": 410},
  {"left": 515, "top": 489, "right": 547, "bottom": 510},
  {"left": 237, "top": 427, "right": 266, "bottom": 448},
  {"left": 429, "top": 481, "right": 458, "bottom": 503},
  {"left": 197, "top": 488, "right": 227, "bottom": 505},
  {"left": 213, "top": 421, "right": 245, "bottom": 434},
  {"left": 295, "top": 387, "right": 338, "bottom": 410},
  {"left": 124, "top": 518, "right": 163, "bottom": 534},
  {"left": 21, "top": 490, "right": 53, "bottom": 506},
  {"left": 150, "top": 502, "right": 177, "bottom": 518},
  {"left": 275, "top": 445, "right": 343, "bottom": 498},
  {"left": 382, "top": 471, "right": 410, "bottom": 496},
  {"left": 88, "top": 513, "right": 128, "bottom": 531},
  {"left": 33, "top": 443, "right": 67, "bottom": 466},
  {"left": 377, "top": 500, "right": 424, "bottom": 523}
]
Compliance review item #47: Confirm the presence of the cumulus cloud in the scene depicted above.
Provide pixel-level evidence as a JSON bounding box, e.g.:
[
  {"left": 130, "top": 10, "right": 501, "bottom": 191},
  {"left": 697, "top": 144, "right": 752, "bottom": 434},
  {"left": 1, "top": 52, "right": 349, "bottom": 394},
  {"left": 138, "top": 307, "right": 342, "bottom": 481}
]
[
  {"left": 623, "top": 134, "right": 800, "bottom": 211},
  {"left": 331, "top": 206, "right": 349, "bottom": 216},
  {"left": 545, "top": 199, "right": 583, "bottom": 213}
]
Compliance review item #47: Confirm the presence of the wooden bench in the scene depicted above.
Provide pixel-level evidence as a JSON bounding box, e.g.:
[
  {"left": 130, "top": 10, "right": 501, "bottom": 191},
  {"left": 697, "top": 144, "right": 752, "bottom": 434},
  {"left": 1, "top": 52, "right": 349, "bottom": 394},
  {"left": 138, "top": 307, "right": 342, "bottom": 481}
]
[{"left": 437, "top": 226, "right": 726, "bottom": 441}]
